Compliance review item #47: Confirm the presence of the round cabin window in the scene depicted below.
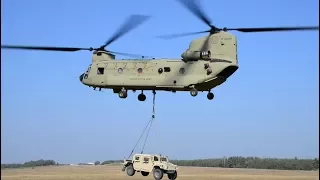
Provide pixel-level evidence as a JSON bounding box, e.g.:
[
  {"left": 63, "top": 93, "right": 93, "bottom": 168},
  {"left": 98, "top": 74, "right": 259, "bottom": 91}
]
[
  {"left": 179, "top": 68, "right": 185, "bottom": 74},
  {"left": 158, "top": 68, "right": 163, "bottom": 74},
  {"left": 118, "top": 68, "right": 123, "bottom": 74},
  {"left": 137, "top": 68, "right": 143, "bottom": 74}
]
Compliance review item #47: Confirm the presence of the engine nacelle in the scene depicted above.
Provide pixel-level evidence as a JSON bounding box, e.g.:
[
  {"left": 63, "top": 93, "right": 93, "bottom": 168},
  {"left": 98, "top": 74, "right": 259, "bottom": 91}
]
[{"left": 181, "top": 50, "right": 211, "bottom": 62}]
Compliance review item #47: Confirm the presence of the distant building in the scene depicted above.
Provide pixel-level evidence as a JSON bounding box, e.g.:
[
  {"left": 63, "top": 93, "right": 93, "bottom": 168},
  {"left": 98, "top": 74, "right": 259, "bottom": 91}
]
[{"left": 77, "top": 162, "right": 95, "bottom": 165}]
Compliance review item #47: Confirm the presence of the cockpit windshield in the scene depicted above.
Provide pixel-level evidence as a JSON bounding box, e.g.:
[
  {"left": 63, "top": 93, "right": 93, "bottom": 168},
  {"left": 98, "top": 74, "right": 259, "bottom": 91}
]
[{"left": 86, "top": 64, "right": 92, "bottom": 73}]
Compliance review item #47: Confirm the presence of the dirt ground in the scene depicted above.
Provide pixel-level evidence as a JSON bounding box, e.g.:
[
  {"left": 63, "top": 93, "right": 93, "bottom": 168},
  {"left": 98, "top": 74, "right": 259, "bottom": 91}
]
[{"left": 1, "top": 165, "right": 319, "bottom": 180}]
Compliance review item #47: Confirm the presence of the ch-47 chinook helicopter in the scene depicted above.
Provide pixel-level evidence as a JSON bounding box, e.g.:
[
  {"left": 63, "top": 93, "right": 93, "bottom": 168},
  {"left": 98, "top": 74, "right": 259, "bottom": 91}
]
[{"left": 1, "top": 0, "right": 319, "bottom": 102}]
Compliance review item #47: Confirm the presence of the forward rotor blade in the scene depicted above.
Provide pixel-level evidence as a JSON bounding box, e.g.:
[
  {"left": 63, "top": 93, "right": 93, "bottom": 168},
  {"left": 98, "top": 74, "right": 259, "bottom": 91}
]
[
  {"left": 101, "top": 14, "right": 151, "bottom": 49},
  {"left": 156, "top": 30, "right": 210, "bottom": 39},
  {"left": 1, "top": 45, "right": 94, "bottom": 52},
  {"left": 175, "top": 0, "right": 212, "bottom": 28},
  {"left": 228, "top": 26, "right": 319, "bottom": 32}
]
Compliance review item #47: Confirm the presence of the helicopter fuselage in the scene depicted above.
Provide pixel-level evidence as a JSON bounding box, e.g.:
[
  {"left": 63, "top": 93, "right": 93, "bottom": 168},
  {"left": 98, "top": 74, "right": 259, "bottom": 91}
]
[
  {"left": 79, "top": 32, "right": 239, "bottom": 100},
  {"left": 80, "top": 58, "right": 237, "bottom": 91}
]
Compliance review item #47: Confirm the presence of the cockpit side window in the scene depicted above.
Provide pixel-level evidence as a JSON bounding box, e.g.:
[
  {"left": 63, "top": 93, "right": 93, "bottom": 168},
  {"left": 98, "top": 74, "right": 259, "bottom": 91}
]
[{"left": 97, "top": 67, "right": 104, "bottom": 75}]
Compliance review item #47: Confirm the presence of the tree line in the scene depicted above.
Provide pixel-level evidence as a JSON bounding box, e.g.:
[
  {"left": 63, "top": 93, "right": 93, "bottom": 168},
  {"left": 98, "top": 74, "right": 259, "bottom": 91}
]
[
  {"left": 1, "top": 159, "right": 57, "bottom": 169},
  {"left": 100, "top": 156, "right": 319, "bottom": 171},
  {"left": 2, "top": 157, "right": 319, "bottom": 171},
  {"left": 170, "top": 157, "right": 319, "bottom": 171}
]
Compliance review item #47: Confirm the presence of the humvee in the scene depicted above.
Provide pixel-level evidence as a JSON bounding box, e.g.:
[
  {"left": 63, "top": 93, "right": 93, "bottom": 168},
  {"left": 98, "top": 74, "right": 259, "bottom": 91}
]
[{"left": 122, "top": 153, "right": 178, "bottom": 180}]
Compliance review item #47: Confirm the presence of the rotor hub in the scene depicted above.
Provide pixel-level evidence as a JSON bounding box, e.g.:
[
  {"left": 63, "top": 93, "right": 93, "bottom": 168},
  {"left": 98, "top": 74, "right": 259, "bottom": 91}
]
[{"left": 209, "top": 26, "right": 219, "bottom": 34}]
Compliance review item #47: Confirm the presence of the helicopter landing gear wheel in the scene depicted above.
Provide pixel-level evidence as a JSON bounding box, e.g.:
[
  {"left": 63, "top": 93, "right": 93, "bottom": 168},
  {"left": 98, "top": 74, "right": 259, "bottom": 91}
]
[
  {"left": 207, "top": 92, "right": 214, "bottom": 100},
  {"left": 190, "top": 88, "right": 198, "bottom": 97},
  {"left": 138, "top": 93, "right": 146, "bottom": 101},
  {"left": 119, "top": 89, "right": 127, "bottom": 99}
]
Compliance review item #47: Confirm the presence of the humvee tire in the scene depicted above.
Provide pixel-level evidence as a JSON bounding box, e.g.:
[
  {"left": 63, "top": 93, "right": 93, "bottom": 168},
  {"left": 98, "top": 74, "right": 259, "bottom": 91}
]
[
  {"left": 153, "top": 168, "right": 164, "bottom": 179},
  {"left": 126, "top": 164, "right": 135, "bottom": 176},
  {"left": 168, "top": 171, "right": 177, "bottom": 180},
  {"left": 141, "top": 171, "right": 149, "bottom": 176}
]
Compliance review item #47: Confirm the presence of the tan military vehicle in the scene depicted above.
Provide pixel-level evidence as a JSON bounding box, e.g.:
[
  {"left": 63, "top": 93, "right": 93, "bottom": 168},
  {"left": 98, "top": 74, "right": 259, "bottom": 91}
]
[{"left": 122, "top": 153, "right": 178, "bottom": 180}]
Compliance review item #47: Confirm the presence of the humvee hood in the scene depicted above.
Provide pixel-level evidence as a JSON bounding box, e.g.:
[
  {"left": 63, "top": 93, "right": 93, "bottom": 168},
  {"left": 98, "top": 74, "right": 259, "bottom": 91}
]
[{"left": 162, "top": 162, "right": 178, "bottom": 170}]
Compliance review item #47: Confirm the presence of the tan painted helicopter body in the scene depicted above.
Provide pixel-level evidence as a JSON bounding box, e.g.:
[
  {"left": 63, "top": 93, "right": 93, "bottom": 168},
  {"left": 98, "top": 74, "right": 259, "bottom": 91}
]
[{"left": 80, "top": 31, "right": 238, "bottom": 99}]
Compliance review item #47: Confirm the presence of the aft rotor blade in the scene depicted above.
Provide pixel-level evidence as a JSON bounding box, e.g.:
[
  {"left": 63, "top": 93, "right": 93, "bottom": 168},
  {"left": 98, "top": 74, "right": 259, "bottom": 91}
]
[
  {"left": 101, "top": 14, "right": 151, "bottom": 49},
  {"left": 107, "top": 50, "right": 152, "bottom": 58},
  {"left": 156, "top": 30, "right": 210, "bottom": 39},
  {"left": 175, "top": 0, "right": 212, "bottom": 28},
  {"left": 228, "top": 26, "right": 319, "bottom": 32},
  {"left": 1, "top": 45, "right": 94, "bottom": 52}
]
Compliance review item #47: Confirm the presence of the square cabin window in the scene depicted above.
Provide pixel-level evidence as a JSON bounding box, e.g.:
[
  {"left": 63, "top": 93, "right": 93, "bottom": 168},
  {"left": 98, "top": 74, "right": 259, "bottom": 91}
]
[
  {"left": 164, "top": 67, "right": 171, "bottom": 72},
  {"left": 97, "top": 67, "right": 104, "bottom": 75}
]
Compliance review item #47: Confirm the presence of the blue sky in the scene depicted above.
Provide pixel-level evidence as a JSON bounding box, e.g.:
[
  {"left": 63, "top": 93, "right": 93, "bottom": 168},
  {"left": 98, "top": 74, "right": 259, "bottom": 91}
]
[{"left": 1, "top": 0, "right": 319, "bottom": 164}]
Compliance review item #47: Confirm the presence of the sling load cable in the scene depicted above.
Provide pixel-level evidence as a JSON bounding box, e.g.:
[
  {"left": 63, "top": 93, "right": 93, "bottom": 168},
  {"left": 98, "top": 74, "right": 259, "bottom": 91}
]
[
  {"left": 141, "top": 90, "right": 156, "bottom": 154},
  {"left": 126, "top": 116, "right": 152, "bottom": 159},
  {"left": 126, "top": 90, "right": 157, "bottom": 159},
  {"left": 150, "top": 91, "right": 162, "bottom": 156}
]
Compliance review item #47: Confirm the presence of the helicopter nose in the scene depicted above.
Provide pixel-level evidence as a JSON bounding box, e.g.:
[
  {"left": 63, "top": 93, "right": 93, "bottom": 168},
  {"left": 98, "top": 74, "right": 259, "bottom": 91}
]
[{"left": 79, "top": 73, "right": 84, "bottom": 82}]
